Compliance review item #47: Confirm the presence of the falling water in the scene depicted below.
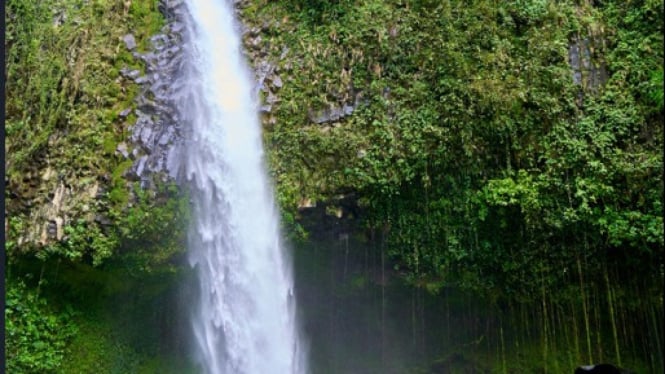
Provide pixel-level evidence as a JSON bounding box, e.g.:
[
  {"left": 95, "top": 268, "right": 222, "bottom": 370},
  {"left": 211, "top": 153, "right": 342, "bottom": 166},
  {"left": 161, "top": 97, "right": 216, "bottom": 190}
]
[{"left": 171, "top": 0, "right": 307, "bottom": 372}]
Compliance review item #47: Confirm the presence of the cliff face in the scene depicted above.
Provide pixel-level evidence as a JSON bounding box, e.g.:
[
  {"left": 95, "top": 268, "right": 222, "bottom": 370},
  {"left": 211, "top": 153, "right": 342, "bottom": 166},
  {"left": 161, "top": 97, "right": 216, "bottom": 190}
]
[
  {"left": 5, "top": 1, "right": 189, "bottom": 265},
  {"left": 7, "top": 0, "right": 663, "bottom": 283},
  {"left": 5, "top": 0, "right": 663, "bottom": 372}
]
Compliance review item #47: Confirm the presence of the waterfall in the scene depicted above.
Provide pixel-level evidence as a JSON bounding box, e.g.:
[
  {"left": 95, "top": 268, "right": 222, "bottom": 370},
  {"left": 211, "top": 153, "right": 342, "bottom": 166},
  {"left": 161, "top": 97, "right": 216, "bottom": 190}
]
[{"left": 171, "top": 1, "right": 307, "bottom": 372}]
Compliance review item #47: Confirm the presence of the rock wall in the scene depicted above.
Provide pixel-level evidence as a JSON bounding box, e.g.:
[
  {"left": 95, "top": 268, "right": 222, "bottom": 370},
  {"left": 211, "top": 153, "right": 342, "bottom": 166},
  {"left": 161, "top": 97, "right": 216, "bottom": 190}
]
[
  {"left": 6, "top": 1, "right": 187, "bottom": 254},
  {"left": 120, "top": 0, "right": 187, "bottom": 188}
]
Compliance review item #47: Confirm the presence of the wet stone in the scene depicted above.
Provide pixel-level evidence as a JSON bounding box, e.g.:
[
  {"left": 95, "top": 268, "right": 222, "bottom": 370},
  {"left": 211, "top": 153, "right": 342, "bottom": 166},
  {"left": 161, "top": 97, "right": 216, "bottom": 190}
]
[
  {"left": 343, "top": 104, "right": 354, "bottom": 116},
  {"left": 121, "top": 68, "right": 141, "bottom": 79},
  {"left": 119, "top": 108, "right": 132, "bottom": 118},
  {"left": 123, "top": 3, "right": 188, "bottom": 182},
  {"left": 158, "top": 128, "right": 173, "bottom": 146},
  {"left": 123, "top": 34, "right": 137, "bottom": 50},
  {"left": 116, "top": 142, "right": 130, "bottom": 158},
  {"left": 266, "top": 91, "right": 279, "bottom": 105},
  {"left": 171, "top": 21, "right": 185, "bottom": 33},
  {"left": 140, "top": 126, "right": 154, "bottom": 145},
  {"left": 135, "top": 156, "right": 148, "bottom": 178},
  {"left": 95, "top": 186, "right": 106, "bottom": 199},
  {"left": 47, "top": 221, "right": 58, "bottom": 238},
  {"left": 271, "top": 75, "right": 283, "bottom": 88}
]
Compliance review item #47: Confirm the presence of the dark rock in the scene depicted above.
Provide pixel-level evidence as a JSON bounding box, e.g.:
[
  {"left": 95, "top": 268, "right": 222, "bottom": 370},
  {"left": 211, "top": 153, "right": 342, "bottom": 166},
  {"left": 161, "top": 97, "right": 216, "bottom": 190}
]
[
  {"left": 122, "top": 34, "right": 137, "bottom": 50},
  {"left": 135, "top": 156, "right": 148, "bottom": 178},
  {"left": 140, "top": 125, "right": 154, "bottom": 145},
  {"left": 138, "top": 51, "right": 157, "bottom": 64},
  {"left": 119, "top": 108, "right": 132, "bottom": 118},
  {"left": 308, "top": 104, "right": 353, "bottom": 124},
  {"left": 249, "top": 36, "right": 262, "bottom": 49},
  {"left": 170, "top": 21, "right": 185, "bottom": 33},
  {"left": 568, "top": 35, "right": 607, "bottom": 92},
  {"left": 256, "top": 61, "right": 275, "bottom": 86},
  {"left": 271, "top": 75, "right": 283, "bottom": 88},
  {"left": 158, "top": 128, "right": 172, "bottom": 146},
  {"left": 118, "top": 0, "right": 189, "bottom": 188},
  {"left": 234, "top": 0, "right": 249, "bottom": 8},
  {"left": 151, "top": 81, "right": 168, "bottom": 97},
  {"left": 140, "top": 178, "right": 153, "bottom": 190},
  {"left": 120, "top": 68, "right": 141, "bottom": 79},
  {"left": 266, "top": 91, "right": 279, "bottom": 105},
  {"left": 47, "top": 221, "right": 58, "bottom": 238},
  {"left": 137, "top": 98, "right": 157, "bottom": 113},
  {"left": 95, "top": 186, "right": 106, "bottom": 199},
  {"left": 94, "top": 214, "right": 112, "bottom": 226},
  {"left": 116, "top": 142, "right": 130, "bottom": 158},
  {"left": 150, "top": 34, "right": 169, "bottom": 48}
]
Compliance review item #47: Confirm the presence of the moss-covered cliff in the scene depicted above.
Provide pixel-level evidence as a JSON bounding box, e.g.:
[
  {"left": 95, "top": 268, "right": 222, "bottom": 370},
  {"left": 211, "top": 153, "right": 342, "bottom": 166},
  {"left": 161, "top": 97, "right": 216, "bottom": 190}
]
[
  {"left": 5, "top": 0, "right": 663, "bottom": 372},
  {"left": 243, "top": 3, "right": 663, "bottom": 369},
  {"left": 6, "top": 1, "right": 190, "bottom": 372}
]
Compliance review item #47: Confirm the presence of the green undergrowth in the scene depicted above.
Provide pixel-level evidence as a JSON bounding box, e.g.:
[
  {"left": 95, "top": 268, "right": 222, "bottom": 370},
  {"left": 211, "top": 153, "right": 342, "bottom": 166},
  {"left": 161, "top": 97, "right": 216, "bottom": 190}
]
[
  {"left": 8, "top": 244, "right": 194, "bottom": 374},
  {"left": 242, "top": 0, "right": 663, "bottom": 301},
  {"left": 6, "top": 280, "right": 78, "bottom": 374},
  {"left": 6, "top": 1, "right": 192, "bottom": 372},
  {"left": 55, "top": 284, "right": 195, "bottom": 374},
  {"left": 241, "top": 0, "right": 662, "bottom": 370}
]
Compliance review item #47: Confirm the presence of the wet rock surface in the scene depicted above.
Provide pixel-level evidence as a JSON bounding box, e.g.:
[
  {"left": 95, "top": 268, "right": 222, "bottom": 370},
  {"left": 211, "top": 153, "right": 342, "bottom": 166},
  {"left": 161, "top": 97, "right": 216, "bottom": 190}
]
[
  {"left": 122, "top": 0, "right": 189, "bottom": 187},
  {"left": 307, "top": 93, "right": 363, "bottom": 124},
  {"left": 122, "top": 33, "right": 137, "bottom": 50},
  {"left": 7, "top": 1, "right": 192, "bottom": 250},
  {"left": 239, "top": 9, "right": 364, "bottom": 129},
  {"left": 569, "top": 34, "right": 608, "bottom": 100},
  {"left": 241, "top": 15, "right": 296, "bottom": 127}
]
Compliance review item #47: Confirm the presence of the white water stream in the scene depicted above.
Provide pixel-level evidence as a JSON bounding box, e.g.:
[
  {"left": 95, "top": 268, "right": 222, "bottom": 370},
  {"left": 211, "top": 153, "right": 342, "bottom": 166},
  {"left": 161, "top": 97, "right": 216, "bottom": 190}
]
[{"left": 172, "top": 1, "right": 307, "bottom": 372}]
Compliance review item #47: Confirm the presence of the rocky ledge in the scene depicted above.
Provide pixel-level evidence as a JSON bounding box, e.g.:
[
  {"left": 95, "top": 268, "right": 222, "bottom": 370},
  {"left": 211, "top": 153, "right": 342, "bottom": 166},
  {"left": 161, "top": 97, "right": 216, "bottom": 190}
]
[{"left": 118, "top": 0, "right": 189, "bottom": 189}]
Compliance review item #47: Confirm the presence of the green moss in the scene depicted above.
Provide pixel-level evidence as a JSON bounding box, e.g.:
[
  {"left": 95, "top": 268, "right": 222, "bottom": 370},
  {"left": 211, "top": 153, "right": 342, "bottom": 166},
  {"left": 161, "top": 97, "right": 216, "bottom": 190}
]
[
  {"left": 108, "top": 159, "right": 133, "bottom": 206},
  {"left": 129, "top": 1, "right": 166, "bottom": 50},
  {"left": 102, "top": 134, "right": 117, "bottom": 155}
]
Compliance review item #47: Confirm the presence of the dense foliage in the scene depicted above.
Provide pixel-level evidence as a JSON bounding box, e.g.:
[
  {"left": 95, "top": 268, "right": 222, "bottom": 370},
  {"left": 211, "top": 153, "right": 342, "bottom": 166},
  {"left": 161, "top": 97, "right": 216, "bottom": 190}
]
[
  {"left": 5, "top": 1, "right": 190, "bottom": 372},
  {"left": 242, "top": 0, "right": 662, "bottom": 369},
  {"left": 5, "top": 0, "right": 662, "bottom": 371},
  {"left": 6, "top": 280, "right": 77, "bottom": 373},
  {"left": 244, "top": 0, "right": 663, "bottom": 297}
]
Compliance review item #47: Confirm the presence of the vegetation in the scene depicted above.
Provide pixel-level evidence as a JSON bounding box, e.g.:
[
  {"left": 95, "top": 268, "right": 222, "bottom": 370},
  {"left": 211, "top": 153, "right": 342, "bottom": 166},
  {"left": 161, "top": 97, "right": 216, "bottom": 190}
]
[
  {"left": 5, "top": 0, "right": 190, "bottom": 372},
  {"left": 242, "top": 0, "right": 663, "bottom": 370},
  {"left": 6, "top": 280, "right": 77, "bottom": 373},
  {"left": 5, "top": 0, "right": 662, "bottom": 372}
]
